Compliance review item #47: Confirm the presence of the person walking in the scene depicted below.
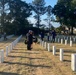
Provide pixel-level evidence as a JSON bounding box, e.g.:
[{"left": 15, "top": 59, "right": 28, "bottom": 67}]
[
  {"left": 52, "top": 30, "right": 56, "bottom": 43},
  {"left": 40, "top": 32, "right": 44, "bottom": 41},
  {"left": 47, "top": 32, "right": 50, "bottom": 41}
]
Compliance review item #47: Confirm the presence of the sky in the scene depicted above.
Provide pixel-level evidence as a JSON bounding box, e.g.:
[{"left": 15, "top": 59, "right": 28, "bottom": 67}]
[
  {"left": 22, "top": 0, "right": 60, "bottom": 28},
  {"left": 23, "top": 0, "right": 57, "bottom": 7}
]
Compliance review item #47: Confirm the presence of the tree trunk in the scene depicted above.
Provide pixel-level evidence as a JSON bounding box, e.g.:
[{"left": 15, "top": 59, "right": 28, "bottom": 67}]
[
  {"left": 37, "top": 13, "right": 40, "bottom": 34},
  {"left": 1, "top": 0, "right": 5, "bottom": 33},
  {"left": 37, "top": 13, "right": 40, "bottom": 28}
]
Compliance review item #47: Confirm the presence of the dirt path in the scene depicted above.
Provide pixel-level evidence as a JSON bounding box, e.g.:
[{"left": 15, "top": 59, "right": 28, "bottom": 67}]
[{"left": 0, "top": 37, "right": 76, "bottom": 75}]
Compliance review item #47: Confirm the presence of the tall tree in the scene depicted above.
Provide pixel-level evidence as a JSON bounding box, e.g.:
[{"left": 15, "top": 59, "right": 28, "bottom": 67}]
[
  {"left": 4, "top": 0, "right": 32, "bottom": 34},
  {"left": 52, "top": 0, "right": 76, "bottom": 34},
  {"left": 32, "top": 0, "right": 46, "bottom": 28},
  {"left": 0, "top": 0, "right": 9, "bottom": 33},
  {"left": 44, "top": 5, "right": 52, "bottom": 31}
]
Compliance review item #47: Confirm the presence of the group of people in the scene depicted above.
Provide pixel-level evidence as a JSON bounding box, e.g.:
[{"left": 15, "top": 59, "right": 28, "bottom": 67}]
[
  {"left": 39, "top": 30, "right": 56, "bottom": 43},
  {"left": 25, "top": 29, "right": 56, "bottom": 50},
  {"left": 25, "top": 30, "right": 37, "bottom": 50},
  {"left": 47, "top": 30, "right": 56, "bottom": 42}
]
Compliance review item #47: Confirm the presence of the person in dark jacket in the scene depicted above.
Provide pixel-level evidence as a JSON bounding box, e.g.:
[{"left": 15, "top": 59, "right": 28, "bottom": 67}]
[
  {"left": 52, "top": 30, "right": 56, "bottom": 43},
  {"left": 26, "top": 30, "right": 33, "bottom": 50},
  {"left": 40, "top": 32, "right": 44, "bottom": 41},
  {"left": 47, "top": 32, "right": 50, "bottom": 41}
]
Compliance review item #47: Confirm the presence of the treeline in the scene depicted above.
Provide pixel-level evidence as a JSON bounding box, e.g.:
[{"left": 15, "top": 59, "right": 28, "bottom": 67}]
[
  {"left": 0, "top": 0, "right": 32, "bottom": 35},
  {"left": 52, "top": 0, "right": 76, "bottom": 34},
  {"left": 0, "top": 0, "right": 76, "bottom": 35},
  {"left": 0, "top": 0, "right": 53, "bottom": 35}
]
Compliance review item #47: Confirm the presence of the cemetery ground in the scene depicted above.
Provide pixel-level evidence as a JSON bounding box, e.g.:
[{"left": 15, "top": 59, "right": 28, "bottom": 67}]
[{"left": 0, "top": 37, "right": 76, "bottom": 75}]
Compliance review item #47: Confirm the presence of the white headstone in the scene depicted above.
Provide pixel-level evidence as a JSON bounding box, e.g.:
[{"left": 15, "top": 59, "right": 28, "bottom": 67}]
[
  {"left": 42, "top": 41, "right": 44, "bottom": 47},
  {"left": 70, "top": 40, "right": 73, "bottom": 47},
  {"left": 58, "top": 38, "right": 60, "bottom": 43},
  {"left": 55, "top": 38, "right": 57, "bottom": 42},
  {"left": 73, "top": 38, "right": 76, "bottom": 43},
  {"left": 6, "top": 46, "right": 8, "bottom": 56},
  {"left": 53, "top": 46, "right": 56, "bottom": 55},
  {"left": 0, "top": 50, "right": 4, "bottom": 63},
  {"left": 61, "top": 39, "right": 63, "bottom": 44},
  {"left": 45, "top": 42, "right": 47, "bottom": 49},
  {"left": 65, "top": 40, "right": 67, "bottom": 45},
  {"left": 40, "top": 40, "right": 42, "bottom": 46},
  {"left": 48, "top": 43, "right": 50, "bottom": 52},
  {"left": 60, "top": 48, "right": 64, "bottom": 61},
  {"left": 71, "top": 54, "right": 76, "bottom": 71}
]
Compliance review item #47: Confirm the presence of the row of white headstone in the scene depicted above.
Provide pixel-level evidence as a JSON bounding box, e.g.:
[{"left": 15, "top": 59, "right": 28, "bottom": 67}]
[
  {"left": 0, "top": 35, "right": 22, "bottom": 63},
  {"left": 45, "top": 35, "right": 75, "bottom": 47},
  {"left": 56, "top": 35, "right": 76, "bottom": 40},
  {"left": 56, "top": 37, "right": 75, "bottom": 42},
  {"left": 0, "top": 34, "right": 14, "bottom": 42},
  {"left": 45, "top": 35, "right": 76, "bottom": 43},
  {"left": 7, "top": 34, "right": 14, "bottom": 39},
  {"left": 39, "top": 39, "right": 76, "bottom": 71},
  {"left": 61, "top": 39, "right": 73, "bottom": 46}
]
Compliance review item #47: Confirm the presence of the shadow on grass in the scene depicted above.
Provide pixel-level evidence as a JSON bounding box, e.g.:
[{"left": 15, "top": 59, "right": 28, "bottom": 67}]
[
  {"left": 8, "top": 55, "right": 45, "bottom": 60},
  {"left": 13, "top": 48, "right": 27, "bottom": 50},
  {"left": 4, "top": 61, "right": 51, "bottom": 68},
  {"left": 55, "top": 54, "right": 59, "bottom": 56},
  {"left": 64, "top": 60, "right": 71, "bottom": 62},
  {"left": 0, "top": 72, "right": 19, "bottom": 75},
  {"left": 24, "top": 51, "right": 40, "bottom": 54},
  {"left": 11, "top": 51, "right": 40, "bottom": 54},
  {"left": 64, "top": 54, "right": 71, "bottom": 57},
  {"left": 55, "top": 49, "right": 76, "bottom": 53},
  {"left": 64, "top": 50, "right": 76, "bottom": 53},
  {"left": 11, "top": 51, "right": 26, "bottom": 53},
  {"left": 13, "top": 48, "right": 45, "bottom": 51},
  {"left": 55, "top": 53, "right": 71, "bottom": 57}
]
